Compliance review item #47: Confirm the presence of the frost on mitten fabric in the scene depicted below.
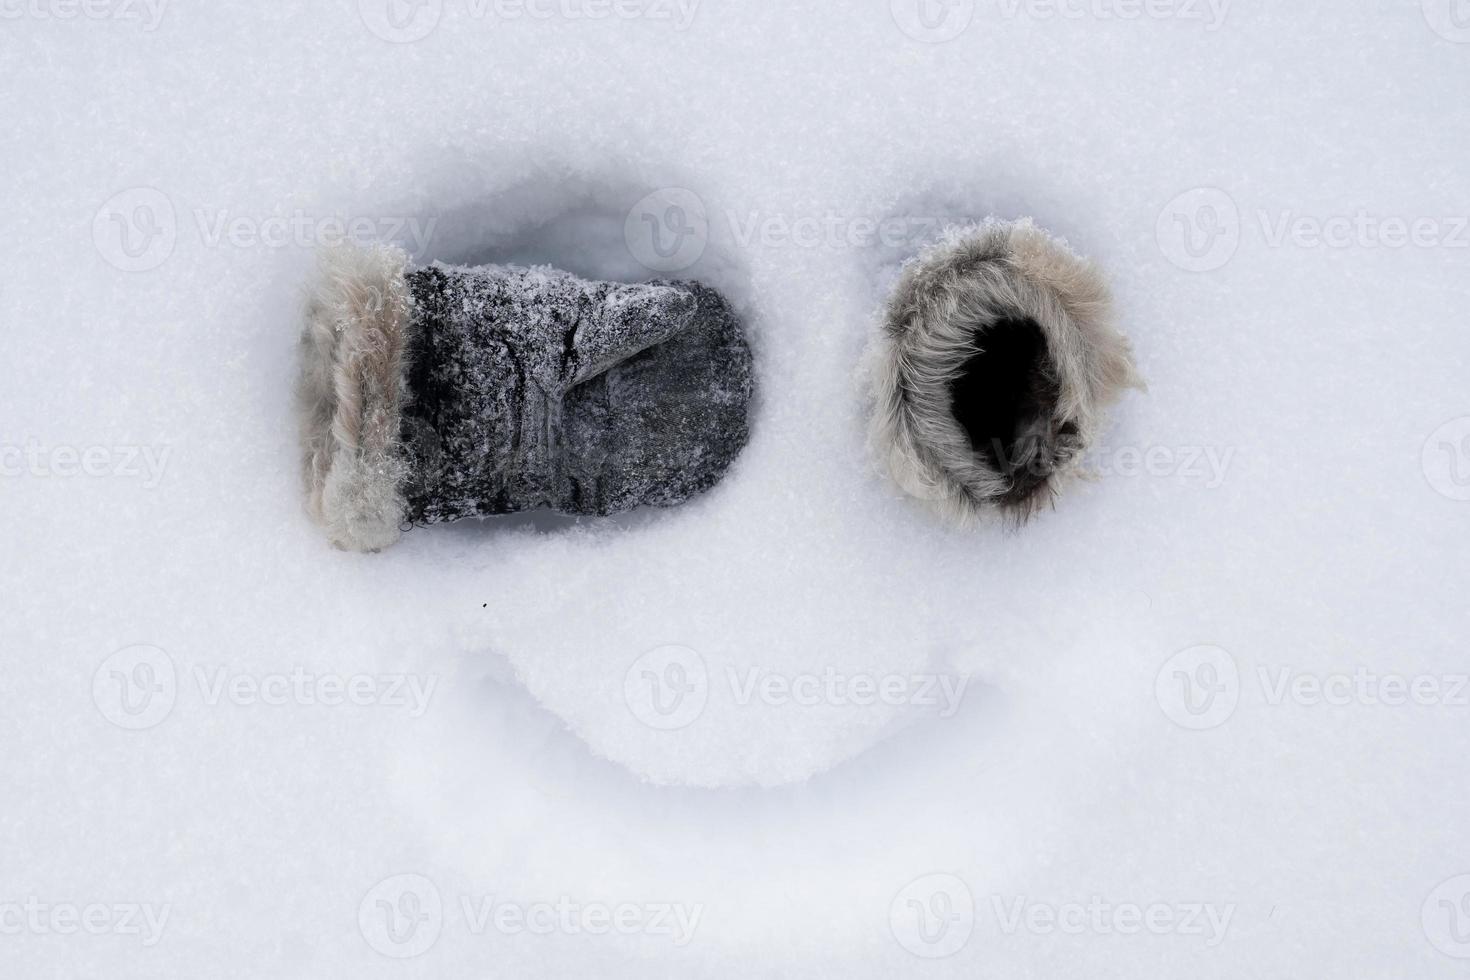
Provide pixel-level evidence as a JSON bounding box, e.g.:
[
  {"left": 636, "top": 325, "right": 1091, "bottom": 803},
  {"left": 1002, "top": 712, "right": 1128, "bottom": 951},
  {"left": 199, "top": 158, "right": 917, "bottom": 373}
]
[
  {"left": 868, "top": 219, "right": 1142, "bottom": 525},
  {"left": 296, "top": 244, "right": 754, "bottom": 551}
]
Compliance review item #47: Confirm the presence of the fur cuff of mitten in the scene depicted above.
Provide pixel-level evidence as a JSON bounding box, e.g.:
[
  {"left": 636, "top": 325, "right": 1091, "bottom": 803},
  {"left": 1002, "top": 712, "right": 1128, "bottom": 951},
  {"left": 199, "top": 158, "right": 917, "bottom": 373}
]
[
  {"left": 296, "top": 244, "right": 414, "bottom": 552},
  {"left": 869, "top": 219, "right": 1142, "bottom": 525}
]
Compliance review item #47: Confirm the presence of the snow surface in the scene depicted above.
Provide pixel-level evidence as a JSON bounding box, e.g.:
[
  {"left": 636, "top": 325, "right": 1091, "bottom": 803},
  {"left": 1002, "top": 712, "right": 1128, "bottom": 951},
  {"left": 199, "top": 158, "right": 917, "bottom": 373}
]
[{"left": 3, "top": 0, "right": 1469, "bottom": 976}]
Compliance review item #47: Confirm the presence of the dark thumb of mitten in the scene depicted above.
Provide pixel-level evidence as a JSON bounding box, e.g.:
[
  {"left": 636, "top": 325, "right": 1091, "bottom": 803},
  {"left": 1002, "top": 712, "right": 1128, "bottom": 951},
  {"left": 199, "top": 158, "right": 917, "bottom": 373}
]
[{"left": 568, "top": 280, "right": 699, "bottom": 385}]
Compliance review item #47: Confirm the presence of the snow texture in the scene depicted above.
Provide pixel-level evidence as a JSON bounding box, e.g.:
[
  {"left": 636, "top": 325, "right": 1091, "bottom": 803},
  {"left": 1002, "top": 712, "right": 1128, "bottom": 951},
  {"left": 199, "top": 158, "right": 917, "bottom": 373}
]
[{"left": 2, "top": 1, "right": 1469, "bottom": 977}]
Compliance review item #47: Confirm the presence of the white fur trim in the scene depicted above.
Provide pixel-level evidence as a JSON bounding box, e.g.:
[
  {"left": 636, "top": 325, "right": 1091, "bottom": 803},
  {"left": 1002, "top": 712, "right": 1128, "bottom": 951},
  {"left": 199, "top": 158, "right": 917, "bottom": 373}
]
[
  {"left": 869, "top": 218, "right": 1142, "bottom": 525},
  {"left": 295, "top": 244, "right": 414, "bottom": 551}
]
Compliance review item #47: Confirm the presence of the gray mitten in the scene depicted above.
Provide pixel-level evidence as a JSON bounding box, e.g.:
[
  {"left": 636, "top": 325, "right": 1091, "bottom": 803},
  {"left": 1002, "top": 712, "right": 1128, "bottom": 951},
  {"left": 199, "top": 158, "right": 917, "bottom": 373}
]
[{"left": 297, "top": 245, "right": 754, "bottom": 551}]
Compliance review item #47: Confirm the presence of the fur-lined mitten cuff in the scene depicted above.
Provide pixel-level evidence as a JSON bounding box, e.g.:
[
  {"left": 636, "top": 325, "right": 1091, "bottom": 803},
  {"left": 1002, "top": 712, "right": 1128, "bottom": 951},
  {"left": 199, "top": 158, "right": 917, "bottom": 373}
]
[
  {"left": 297, "top": 244, "right": 754, "bottom": 551},
  {"left": 869, "top": 219, "right": 1141, "bottom": 524}
]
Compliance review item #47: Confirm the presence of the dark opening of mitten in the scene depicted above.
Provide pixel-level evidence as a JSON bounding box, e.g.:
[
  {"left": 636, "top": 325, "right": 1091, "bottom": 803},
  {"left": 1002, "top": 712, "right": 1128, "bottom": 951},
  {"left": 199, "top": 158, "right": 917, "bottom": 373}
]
[
  {"left": 871, "top": 219, "right": 1140, "bottom": 524},
  {"left": 947, "top": 313, "right": 1058, "bottom": 502},
  {"left": 296, "top": 245, "right": 754, "bottom": 551}
]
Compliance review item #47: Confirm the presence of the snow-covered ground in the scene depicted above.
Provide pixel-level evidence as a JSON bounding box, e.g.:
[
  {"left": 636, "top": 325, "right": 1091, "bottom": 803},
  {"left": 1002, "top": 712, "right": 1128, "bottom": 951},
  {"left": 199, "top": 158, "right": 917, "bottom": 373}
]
[{"left": 3, "top": 0, "right": 1469, "bottom": 975}]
